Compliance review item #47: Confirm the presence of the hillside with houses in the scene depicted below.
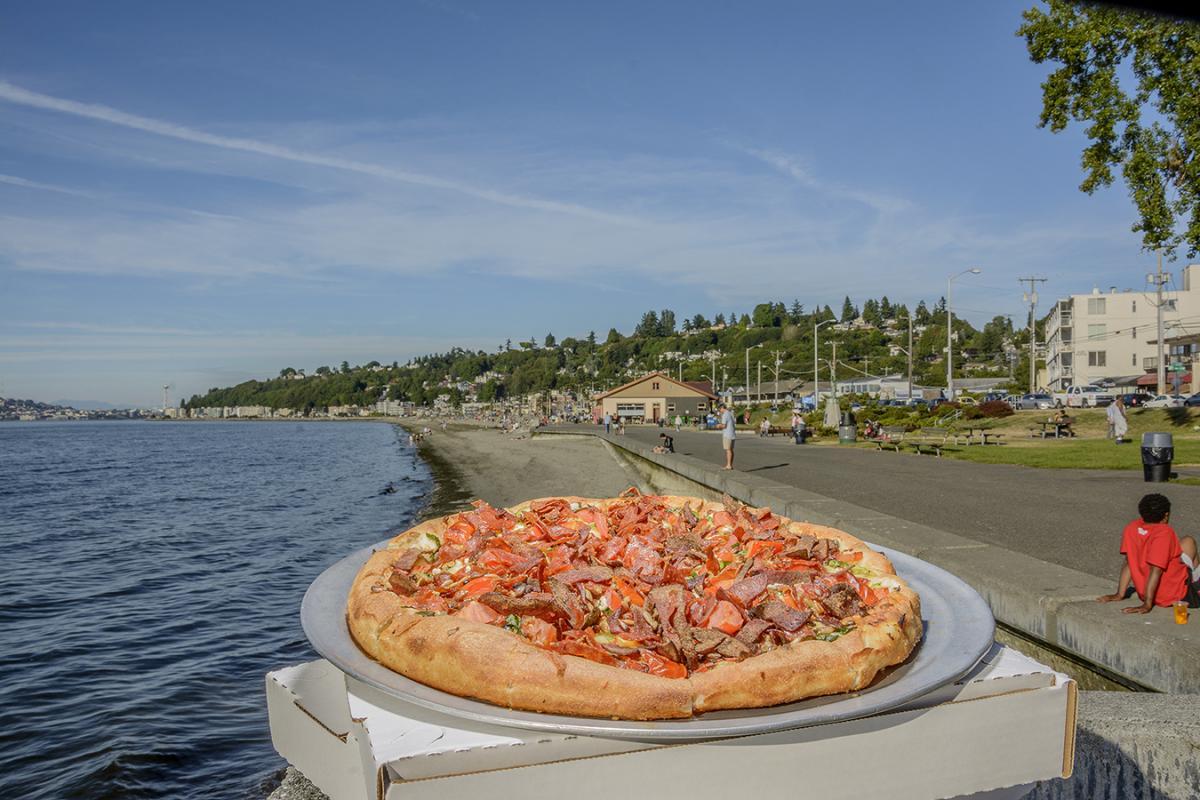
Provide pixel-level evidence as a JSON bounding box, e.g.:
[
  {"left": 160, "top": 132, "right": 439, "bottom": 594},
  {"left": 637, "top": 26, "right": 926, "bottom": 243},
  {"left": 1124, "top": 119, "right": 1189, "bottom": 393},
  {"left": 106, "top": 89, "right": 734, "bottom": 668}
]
[{"left": 182, "top": 296, "right": 1035, "bottom": 420}]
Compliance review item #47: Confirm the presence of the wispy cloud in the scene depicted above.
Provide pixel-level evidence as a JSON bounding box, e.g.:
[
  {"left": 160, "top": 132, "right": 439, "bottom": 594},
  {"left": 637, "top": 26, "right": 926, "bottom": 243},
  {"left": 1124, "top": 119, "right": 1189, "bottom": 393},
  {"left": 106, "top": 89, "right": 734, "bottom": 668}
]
[
  {"left": 0, "top": 80, "right": 636, "bottom": 225},
  {"left": 737, "top": 145, "right": 912, "bottom": 215},
  {"left": 0, "top": 172, "right": 100, "bottom": 198}
]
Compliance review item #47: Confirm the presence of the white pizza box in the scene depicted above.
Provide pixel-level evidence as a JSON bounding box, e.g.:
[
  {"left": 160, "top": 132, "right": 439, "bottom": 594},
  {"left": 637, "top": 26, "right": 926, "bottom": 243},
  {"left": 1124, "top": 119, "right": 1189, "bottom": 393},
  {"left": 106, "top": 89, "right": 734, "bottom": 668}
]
[{"left": 266, "top": 643, "right": 1076, "bottom": 800}]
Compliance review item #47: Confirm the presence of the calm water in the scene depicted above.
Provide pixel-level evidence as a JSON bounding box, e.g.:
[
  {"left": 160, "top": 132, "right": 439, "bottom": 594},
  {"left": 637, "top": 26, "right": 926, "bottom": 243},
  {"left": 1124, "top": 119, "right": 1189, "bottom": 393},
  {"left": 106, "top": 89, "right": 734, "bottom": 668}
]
[{"left": 0, "top": 421, "right": 430, "bottom": 799}]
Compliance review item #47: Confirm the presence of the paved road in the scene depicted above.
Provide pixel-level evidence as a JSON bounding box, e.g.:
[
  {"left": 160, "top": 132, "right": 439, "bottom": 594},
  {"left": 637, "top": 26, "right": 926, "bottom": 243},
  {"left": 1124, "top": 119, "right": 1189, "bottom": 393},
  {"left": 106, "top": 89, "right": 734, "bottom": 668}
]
[{"left": 557, "top": 425, "right": 1200, "bottom": 582}]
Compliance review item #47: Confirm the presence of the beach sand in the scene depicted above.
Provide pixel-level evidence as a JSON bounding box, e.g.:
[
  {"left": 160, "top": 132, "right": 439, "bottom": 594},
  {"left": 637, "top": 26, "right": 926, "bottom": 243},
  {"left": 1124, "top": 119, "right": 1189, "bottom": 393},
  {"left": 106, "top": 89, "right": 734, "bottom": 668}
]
[{"left": 267, "top": 422, "right": 641, "bottom": 799}]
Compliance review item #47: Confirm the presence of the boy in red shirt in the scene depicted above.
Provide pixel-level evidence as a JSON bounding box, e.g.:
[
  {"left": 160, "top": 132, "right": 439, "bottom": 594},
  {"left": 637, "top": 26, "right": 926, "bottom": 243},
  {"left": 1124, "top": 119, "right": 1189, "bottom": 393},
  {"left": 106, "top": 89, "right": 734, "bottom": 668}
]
[{"left": 1098, "top": 494, "right": 1200, "bottom": 613}]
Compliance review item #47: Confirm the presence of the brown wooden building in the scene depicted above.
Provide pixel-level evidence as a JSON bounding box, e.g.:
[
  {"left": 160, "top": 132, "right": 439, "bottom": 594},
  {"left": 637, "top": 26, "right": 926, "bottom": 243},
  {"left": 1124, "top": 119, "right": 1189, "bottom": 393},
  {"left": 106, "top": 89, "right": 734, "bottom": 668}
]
[{"left": 594, "top": 372, "right": 718, "bottom": 423}]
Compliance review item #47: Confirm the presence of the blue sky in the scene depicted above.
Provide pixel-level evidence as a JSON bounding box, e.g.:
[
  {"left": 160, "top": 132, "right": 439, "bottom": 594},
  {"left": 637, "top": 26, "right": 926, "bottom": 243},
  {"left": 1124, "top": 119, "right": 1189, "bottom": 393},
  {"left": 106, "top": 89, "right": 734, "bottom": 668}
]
[{"left": 0, "top": 1, "right": 1176, "bottom": 406}]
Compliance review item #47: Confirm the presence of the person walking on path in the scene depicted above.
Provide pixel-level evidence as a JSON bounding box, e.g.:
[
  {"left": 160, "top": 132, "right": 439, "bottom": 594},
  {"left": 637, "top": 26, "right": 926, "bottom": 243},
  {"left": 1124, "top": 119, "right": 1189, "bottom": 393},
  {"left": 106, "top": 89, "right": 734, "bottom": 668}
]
[
  {"left": 1107, "top": 396, "right": 1129, "bottom": 444},
  {"left": 720, "top": 403, "right": 736, "bottom": 470},
  {"left": 674, "top": 414, "right": 682, "bottom": 431},
  {"left": 603, "top": 412, "right": 612, "bottom": 434}
]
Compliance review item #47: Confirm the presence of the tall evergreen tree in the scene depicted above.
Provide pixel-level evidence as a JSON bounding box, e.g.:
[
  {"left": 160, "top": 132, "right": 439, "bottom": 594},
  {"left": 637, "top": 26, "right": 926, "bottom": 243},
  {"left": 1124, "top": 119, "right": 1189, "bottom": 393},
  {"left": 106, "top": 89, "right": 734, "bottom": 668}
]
[
  {"left": 659, "top": 309, "right": 677, "bottom": 336},
  {"left": 841, "top": 296, "right": 856, "bottom": 322}
]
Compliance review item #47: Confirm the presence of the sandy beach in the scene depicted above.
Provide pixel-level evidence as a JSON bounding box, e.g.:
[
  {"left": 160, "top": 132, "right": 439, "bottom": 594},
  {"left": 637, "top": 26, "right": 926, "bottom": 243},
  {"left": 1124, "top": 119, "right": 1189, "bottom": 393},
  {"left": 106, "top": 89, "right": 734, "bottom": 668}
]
[{"left": 406, "top": 422, "right": 643, "bottom": 515}]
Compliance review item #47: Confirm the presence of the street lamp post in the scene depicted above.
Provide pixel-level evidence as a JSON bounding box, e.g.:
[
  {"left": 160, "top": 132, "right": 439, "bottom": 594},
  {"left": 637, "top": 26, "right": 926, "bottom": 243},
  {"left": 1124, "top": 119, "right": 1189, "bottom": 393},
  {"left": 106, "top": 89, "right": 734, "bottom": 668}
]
[
  {"left": 814, "top": 319, "right": 835, "bottom": 410},
  {"left": 745, "top": 344, "right": 762, "bottom": 408},
  {"left": 895, "top": 316, "right": 914, "bottom": 402},
  {"left": 947, "top": 268, "right": 982, "bottom": 400}
]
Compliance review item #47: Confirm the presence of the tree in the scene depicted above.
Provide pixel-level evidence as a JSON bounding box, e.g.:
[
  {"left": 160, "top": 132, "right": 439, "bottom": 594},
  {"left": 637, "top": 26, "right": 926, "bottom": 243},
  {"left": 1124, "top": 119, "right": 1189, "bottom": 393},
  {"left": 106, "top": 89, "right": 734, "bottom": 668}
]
[
  {"left": 862, "top": 299, "right": 882, "bottom": 327},
  {"left": 279, "top": 367, "right": 296, "bottom": 378},
  {"left": 340, "top": 361, "right": 350, "bottom": 374},
  {"left": 789, "top": 300, "right": 805, "bottom": 323},
  {"left": 505, "top": 338, "right": 512, "bottom": 351},
  {"left": 635, "top": 310, "right": 660, "bottom": 338},
  {"left": 714, "top": 313, "right": 726, "bottom": 326},
  {"left": 738, "top": 313, "right": 751, "bottom": 327},
  {"left": 1019, "top": 3, "right": 1200, "bottom": 257},
  {"left": 841, "top": 296, "right": 856, "bottom": 322},
  {"left": 606, "top": 328, "right": 623, "bottom": 344},
  {"left": 880, "top": 296, "right": 893, "bottom": 319},
  {"left": 752, "top": 303, "right": 782, "bottom": 328},
  {"left": 544, "top": 332, "right": 556, "bottom": 348},
  {"left": 690, "top": 313, "right": 710, "bottom": 330},
  {"left": 915, "top": 300, "right": 931, "bottom": 325},
  {"left": 315, "top": 365, "right": 331, "bottom": 376},
  {"left": 659, "top": 309, "right": 677, "bottom": 336},
  {"left": 587, "top": 331, "right": 597, "bottom": 349}
]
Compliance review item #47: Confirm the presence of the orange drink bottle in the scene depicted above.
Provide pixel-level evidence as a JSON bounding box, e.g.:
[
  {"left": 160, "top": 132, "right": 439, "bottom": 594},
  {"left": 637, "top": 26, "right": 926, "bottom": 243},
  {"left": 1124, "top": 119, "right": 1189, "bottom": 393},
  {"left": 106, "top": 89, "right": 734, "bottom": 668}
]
[{"left": 1174, "top": 602, "right": 1189, "bottom": 625}]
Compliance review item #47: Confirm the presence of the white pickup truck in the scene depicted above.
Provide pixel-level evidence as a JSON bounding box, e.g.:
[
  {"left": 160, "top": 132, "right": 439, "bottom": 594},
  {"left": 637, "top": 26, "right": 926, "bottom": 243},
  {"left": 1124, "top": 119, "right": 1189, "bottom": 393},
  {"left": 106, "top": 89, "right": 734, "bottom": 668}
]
[{"left": 1052, "top": 384, "right": 1116, "bottom": 408}]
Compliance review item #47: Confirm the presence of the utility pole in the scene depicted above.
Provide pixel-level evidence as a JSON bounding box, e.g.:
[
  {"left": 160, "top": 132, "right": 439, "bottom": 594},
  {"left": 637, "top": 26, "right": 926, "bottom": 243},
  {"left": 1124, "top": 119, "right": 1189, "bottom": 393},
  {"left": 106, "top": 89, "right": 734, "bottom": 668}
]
[
  {"left": 710, "top": 354, "right": 717, "bottom": 392},
  {"left": 1018, "top": 277, "right": 1047, "bottom": 392},
  {"left": 1152, "top": 249, "right": 1168, "bottom": 397},
  {"left": 831, "top": 341, "right": 838, "bottom": 399},
  {"left": 773, "top": 351, "right": 782, "bottom": 407},
  {"left": 757, "top": 361, "right": 762, "bottom": 404},
  {"left": 907, "top": 317, "right": 914, "bottom": 402}
]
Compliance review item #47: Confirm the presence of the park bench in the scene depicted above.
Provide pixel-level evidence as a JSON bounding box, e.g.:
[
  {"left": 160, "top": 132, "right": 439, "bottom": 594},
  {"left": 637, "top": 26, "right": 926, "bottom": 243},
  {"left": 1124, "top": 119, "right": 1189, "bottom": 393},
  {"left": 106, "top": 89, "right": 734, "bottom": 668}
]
[
  {"left": 873, "top": 425, "right": 908, "bottom": 452},
  {"left": 765, "top": 425, "right": 792, "bottom": 437},
  {"left": 905, "top": 427, "right": 955, "bottom": 456}
]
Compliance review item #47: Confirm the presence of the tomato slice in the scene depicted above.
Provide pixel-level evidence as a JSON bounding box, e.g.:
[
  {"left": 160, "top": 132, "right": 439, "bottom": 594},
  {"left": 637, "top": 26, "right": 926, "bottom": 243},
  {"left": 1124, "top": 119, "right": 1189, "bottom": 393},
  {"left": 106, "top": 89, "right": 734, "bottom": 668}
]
[
  {"left": 461, "top": 576, "right": 498, "bottom": 599},
  {"left": 637, "top": 650, "right": 687, "bottom": 679},
  {"left": 476, "top": 548, "right": 527, "bottom": 574},
  {"left": 746, "top": 540, "right": 784, "bottom": 559},
  {"left": 455, "top": 600, "right": 501, "bottom": 624},
  {"left": 612, "top": 576, "right": 644, "bottom": 607},
  {"left": 520, "top": 616, "right": 559, "bottom": 646},
  {"left": 603, "top": 586, "right": 624, "bottom": 612},
  {"left": 705, "top": 600, "right": 744, "bottom": 635}
]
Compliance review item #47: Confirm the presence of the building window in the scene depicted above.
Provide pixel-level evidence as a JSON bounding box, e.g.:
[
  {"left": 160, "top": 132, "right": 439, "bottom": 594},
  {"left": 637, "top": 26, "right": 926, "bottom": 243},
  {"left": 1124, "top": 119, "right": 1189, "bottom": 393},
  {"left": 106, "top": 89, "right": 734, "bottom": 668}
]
[
  {"left": 1167, "top": 299, "right": 1178, "bottom": 310},
  {"left": 1132, "top": 353, "right": 1138, "bottom": 367},
  {"left": 1087, "top": 324, "right": 1106, "bottom": 340},
  {"left": 1061, "top": 353, "right": 1072, "bottom": 367},
  {"left": 696, "top": 402, "right": 707, "bottom": 412},
  {"left": 1088, "top": 351, "right": 1107, "bottom": 367},
  {"left": 1087, "top": 297, "right": 1106, "bottom": 314},
  {"left": 652, "top": 382, "right": 660, "bottom": 390},
  {"left": 1132, "top": 300, "right": 1137, "bottom": 313},
  {"left": 1132, "top": 326, "right": 1137, "bottom": 340},
  {"left": 666, "top": 403, "right": 675, "bottom": 412}
]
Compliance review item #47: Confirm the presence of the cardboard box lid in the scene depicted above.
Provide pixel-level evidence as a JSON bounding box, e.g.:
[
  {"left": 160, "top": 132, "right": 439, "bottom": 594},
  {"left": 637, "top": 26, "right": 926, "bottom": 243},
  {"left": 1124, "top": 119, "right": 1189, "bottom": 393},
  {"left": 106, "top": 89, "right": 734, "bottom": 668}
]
[{"left": 268, "top": 643, "right": 1068, "bottom": 783}]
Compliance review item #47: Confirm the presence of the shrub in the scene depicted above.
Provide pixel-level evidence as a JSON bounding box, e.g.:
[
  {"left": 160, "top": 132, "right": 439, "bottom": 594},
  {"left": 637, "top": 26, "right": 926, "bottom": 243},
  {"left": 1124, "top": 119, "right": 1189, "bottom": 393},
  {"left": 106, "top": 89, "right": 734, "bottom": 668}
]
[{"left": 977, "top": 400, "right": 1014, "bottom": 418}]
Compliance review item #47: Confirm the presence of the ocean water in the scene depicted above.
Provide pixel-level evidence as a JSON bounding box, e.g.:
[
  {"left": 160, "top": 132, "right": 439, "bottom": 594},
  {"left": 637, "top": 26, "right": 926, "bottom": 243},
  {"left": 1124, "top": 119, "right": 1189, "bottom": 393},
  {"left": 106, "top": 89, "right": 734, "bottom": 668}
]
[{"left": 0, "top": 420, "right": 430, "bottom": 799}]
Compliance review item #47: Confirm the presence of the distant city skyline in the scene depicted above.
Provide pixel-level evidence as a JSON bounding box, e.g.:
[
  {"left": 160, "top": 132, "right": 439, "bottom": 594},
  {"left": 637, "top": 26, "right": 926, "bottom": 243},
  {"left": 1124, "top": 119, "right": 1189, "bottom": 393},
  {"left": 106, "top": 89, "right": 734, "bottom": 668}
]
[{"left": 0, "top": 1, "right": 1183, "bottom": 405}]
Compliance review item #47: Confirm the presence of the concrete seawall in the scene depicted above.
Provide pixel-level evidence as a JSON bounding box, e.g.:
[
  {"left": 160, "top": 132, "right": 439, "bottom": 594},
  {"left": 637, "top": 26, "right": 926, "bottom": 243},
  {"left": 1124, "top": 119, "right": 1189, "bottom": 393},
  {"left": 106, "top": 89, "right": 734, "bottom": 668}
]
[{"left": 549, "top": 429, "right": 1200, "bottom": 695}]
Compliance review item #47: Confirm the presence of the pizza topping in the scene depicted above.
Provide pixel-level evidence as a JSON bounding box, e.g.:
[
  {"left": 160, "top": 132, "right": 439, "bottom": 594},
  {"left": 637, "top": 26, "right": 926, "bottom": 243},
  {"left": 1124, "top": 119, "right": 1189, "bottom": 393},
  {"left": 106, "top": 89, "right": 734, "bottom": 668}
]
[{"left": 380, "top": 496, "right": 900, "bottom": 677}]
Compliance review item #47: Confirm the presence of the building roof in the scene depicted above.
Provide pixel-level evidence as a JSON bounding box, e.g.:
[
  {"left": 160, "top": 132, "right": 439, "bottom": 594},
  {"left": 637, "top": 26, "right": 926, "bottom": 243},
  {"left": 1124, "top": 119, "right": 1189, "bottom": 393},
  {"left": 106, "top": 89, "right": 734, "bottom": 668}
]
[{"left": 594, "top": 372, "right": 719, "bottom": 401}]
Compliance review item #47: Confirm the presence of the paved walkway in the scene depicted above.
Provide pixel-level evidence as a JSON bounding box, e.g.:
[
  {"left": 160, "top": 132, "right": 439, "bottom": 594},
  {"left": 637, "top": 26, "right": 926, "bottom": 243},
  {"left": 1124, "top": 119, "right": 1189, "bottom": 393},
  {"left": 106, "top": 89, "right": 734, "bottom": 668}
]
[{"left": 554, "top": 424, "right": 1200, "bottom": 582}]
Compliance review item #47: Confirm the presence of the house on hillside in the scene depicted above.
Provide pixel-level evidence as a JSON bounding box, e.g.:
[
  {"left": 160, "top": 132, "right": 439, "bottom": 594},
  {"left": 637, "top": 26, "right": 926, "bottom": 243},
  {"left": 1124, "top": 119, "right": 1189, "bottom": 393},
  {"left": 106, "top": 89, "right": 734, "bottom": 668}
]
[{"left": 594, "top": 372, "right": 717, "bottom": 424}]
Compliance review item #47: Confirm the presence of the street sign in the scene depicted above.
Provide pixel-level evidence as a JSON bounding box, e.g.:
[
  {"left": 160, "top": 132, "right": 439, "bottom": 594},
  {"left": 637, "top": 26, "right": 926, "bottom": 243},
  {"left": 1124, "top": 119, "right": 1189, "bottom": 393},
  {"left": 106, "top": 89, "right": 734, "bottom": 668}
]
[{"left": 1168, "top": 363, "right": 1186, "bottom": 372}]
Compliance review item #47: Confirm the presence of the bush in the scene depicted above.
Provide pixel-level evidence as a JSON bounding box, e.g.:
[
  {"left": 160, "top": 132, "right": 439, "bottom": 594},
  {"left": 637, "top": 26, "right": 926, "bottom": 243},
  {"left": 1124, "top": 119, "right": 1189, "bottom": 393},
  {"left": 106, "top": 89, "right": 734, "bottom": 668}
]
[{"left": 977, "top": 400, "right": 1014, "bottom": 418}]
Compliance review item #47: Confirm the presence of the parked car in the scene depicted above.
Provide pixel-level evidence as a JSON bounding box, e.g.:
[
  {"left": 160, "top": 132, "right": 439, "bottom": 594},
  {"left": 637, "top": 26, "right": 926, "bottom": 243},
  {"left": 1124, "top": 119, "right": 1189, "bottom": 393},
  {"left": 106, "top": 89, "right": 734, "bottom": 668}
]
[
  {"left": 1145, "top": 394, "right": 1187, "bottom": 408},
  {"left": 1011, "top": 393, "right": 1054, "bottom": 410},
  {"left": 1121, "top": 392, "right": 1152, "bottom": 408},
  {"left": 1185, "top": 394, "right": 1200, "bottom": 407},
  {"left": 1052, "top": 384, "right": 1116, "bottom": 408}
]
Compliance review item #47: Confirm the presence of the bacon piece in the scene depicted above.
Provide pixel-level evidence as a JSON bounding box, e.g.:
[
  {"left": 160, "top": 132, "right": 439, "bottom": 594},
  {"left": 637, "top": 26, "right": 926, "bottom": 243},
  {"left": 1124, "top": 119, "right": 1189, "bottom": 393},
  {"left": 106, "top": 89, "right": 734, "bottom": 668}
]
[
  {"left": 754, "top": 600, "right": 811, "bottom": 632},
  {"left": 647, "top": 585, "right": 697, "bottom": 669},
  {"left": 822, "top": 583, "right": 866, "bottom": 619},
  {"left": 734, "top": 618, "right": 773, "bottom": 646},
  {"left": 721, "top": 573, "right": 769, "bottom": 607},
  {"left": 555, "top": 565, "right": 614, "bottom": 585},
  {"left": 388, "top": 572, "right": 418, "bottom": 595},
  {"left": 392, "top": 548, "right": 422, "bottom": 571},
  {"left": 663, "top": 534, "right": 704, "bottom": 556}
]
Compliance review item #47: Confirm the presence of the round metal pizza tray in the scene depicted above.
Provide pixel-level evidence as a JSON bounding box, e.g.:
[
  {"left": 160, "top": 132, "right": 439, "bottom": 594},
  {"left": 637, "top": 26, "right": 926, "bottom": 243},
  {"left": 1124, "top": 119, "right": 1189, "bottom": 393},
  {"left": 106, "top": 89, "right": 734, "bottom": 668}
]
[{"left": 302, "top": 539, "right": 994, "bottom": 741}]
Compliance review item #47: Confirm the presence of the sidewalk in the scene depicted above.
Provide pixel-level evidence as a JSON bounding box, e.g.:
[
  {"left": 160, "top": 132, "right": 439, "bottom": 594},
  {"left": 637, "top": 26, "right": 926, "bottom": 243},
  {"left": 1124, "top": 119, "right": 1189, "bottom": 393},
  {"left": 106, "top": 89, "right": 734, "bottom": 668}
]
[{"left": 541, "top": 425, "right": 1200, "bottom": 694}]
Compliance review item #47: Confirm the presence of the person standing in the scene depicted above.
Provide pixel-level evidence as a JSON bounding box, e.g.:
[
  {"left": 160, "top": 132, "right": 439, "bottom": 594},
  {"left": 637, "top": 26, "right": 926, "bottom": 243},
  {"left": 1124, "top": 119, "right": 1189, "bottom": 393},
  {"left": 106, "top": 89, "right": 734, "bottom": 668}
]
[
  {"left": 674, "top": 414, "right": 682, "bottom": 431},
  {"left": 1107, "top": 396, "right": 1129, "bottom": 444},
  {"left": 603, "top": 411, "right": 612, "bottom": 434},
  {"left": 720, "top": 403, "right": 736, "bottom": 470}
]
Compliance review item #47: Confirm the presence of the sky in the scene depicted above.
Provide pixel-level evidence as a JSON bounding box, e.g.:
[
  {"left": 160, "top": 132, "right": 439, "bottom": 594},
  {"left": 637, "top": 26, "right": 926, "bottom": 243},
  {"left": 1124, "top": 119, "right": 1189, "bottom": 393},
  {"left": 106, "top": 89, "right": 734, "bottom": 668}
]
[{"left": 0, "top": 1, "right": 1181, "bottom": 406}]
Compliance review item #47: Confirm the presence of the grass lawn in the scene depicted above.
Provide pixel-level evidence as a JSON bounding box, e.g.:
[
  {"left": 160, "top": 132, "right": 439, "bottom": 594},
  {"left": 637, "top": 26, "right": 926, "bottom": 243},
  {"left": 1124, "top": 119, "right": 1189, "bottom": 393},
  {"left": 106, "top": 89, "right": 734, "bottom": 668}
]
[{"left": 937, "top": 407, "right": 1200, "bottom": 470}]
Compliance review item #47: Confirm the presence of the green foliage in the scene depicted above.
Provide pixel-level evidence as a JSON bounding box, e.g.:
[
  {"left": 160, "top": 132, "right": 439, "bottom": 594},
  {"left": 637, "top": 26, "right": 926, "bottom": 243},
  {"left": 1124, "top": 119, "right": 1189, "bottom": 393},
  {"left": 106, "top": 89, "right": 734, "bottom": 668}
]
[{"left": 1019, "top": 2, "right": 1200, "bottom": 256}]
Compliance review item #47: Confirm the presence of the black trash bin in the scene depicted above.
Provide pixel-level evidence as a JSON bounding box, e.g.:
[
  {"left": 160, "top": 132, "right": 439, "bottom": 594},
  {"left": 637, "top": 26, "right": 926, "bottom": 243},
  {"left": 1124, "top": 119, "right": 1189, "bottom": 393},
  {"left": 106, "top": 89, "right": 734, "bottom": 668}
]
[{"left": 1141, "top": 432, "right": 1174, "bottom": 482}]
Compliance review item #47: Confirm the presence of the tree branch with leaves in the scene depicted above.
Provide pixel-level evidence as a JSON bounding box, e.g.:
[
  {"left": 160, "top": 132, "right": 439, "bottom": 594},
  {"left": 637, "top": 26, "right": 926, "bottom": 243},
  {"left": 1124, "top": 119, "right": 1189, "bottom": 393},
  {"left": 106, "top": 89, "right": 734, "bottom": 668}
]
[{"left": 1018, "top": 1, "right": 1200, "bottom": 257}]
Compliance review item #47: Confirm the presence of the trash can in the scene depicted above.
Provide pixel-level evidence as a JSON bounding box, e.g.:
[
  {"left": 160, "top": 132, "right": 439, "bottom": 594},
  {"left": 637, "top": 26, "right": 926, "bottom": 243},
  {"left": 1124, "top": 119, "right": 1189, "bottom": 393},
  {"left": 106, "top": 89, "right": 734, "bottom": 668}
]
[
  {"left": 838, "top": 424, "right": 857, "bottom": 444},
  {"left": 1141, "top": 432, "right": 1174, "bottom": 482}
]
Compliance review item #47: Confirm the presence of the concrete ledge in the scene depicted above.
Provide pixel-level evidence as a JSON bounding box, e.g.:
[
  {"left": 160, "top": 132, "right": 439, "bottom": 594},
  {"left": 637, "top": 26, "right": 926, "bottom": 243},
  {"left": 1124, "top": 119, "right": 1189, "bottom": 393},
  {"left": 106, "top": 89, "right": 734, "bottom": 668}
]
[
  {"left": 542, "top": 429, "right": 1200, "bottom": 693},
  {"left": 1023, "top": 691, "right": 1200, "bottom": 799}
]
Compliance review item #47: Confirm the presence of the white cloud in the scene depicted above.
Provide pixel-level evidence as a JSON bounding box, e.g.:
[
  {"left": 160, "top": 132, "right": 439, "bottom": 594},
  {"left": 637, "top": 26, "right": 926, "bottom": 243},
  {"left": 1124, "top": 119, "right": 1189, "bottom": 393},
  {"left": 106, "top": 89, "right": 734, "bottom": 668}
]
[{"left": 0, "top": 80, "right": 636, "bottom": 225}]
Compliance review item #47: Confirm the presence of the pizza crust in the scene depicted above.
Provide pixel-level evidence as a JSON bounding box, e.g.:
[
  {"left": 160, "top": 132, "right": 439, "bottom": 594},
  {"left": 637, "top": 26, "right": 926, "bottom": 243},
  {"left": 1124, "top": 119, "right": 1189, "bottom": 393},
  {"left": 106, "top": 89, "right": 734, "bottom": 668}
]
[{"left": 346, "top": 494, "right": 922, "bottom": 719}]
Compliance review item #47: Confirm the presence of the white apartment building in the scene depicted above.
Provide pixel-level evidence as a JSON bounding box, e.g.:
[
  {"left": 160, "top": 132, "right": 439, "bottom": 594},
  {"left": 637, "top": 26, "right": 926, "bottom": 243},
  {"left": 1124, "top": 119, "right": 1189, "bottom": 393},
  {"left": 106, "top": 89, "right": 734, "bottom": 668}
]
[{"left": 1044, "top": 264, "right": 1200, "bottom": 391}]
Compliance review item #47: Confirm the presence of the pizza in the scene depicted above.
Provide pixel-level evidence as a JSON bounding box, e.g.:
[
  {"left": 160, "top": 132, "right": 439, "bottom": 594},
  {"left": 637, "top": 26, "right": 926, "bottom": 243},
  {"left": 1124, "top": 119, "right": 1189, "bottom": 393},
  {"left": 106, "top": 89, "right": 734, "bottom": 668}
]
[{"left": 347, "top": 490, "right": 921, "bottom": 720}]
